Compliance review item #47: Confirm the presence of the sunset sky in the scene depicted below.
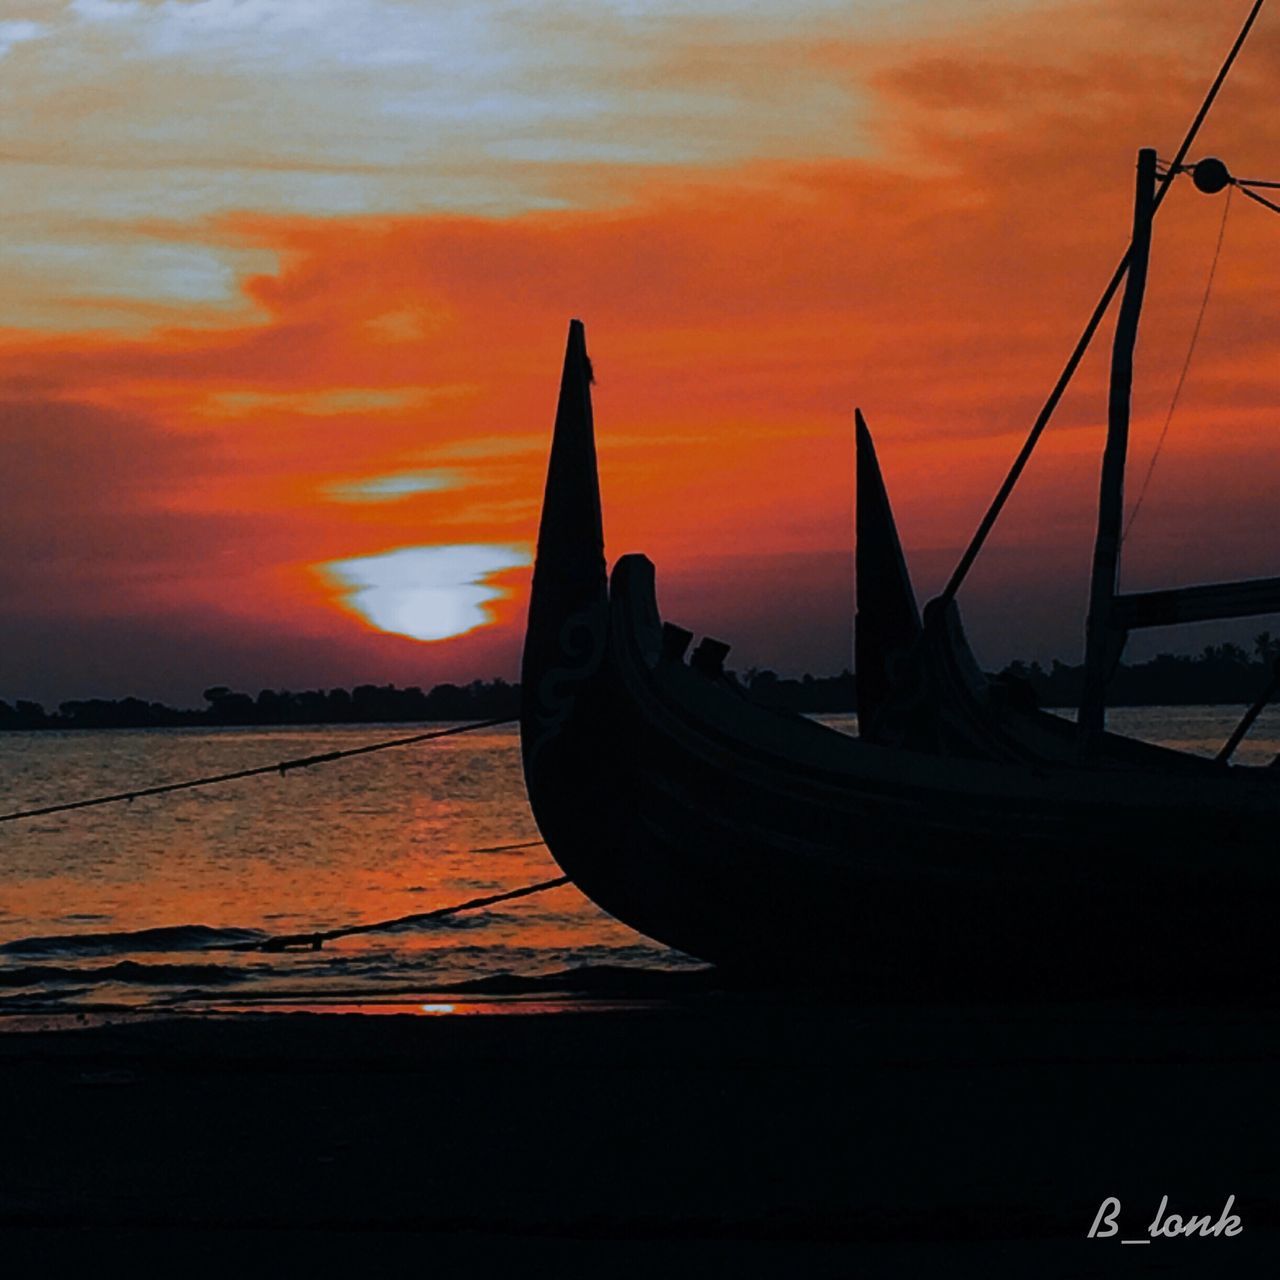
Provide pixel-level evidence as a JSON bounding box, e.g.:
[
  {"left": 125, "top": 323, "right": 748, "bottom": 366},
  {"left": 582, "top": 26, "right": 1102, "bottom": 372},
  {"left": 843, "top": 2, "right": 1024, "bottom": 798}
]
[{"left": 3, "top": 0, "right": 1279, "bottom": 705}]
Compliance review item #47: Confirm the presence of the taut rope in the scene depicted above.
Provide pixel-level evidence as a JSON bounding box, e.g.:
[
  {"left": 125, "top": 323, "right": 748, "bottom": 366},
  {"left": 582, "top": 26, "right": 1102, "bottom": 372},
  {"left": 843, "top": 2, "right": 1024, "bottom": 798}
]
[
  {"left": 0, "top": 717, "right": 516, "bottom": 825},
  {"left": 234, "top": 875, "right": 572, "bottom": 953}
]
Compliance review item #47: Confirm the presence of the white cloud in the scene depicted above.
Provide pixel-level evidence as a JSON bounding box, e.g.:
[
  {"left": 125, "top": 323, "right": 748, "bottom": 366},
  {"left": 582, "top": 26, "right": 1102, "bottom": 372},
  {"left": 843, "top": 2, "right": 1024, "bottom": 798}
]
[
  {"left": 0, "top": 19, "right": 48, "bottom": 59},
  {"left": 67, "top": 0, "right": 520, "bottom": 73},
  {"left": 1, "top": 234, "right": 259, "bottom": 317},
  {"left": 34, "top": 0, "right": 876, "bottom": 182},
  {"left": 202, "top": 387, "right": 467, "bottom": 417},
  {"left": 1, "top": 0, "right": 1038, "bottom": 329},
  {"left": 326, "top": 470, "right": 459, "bottom": 502}
]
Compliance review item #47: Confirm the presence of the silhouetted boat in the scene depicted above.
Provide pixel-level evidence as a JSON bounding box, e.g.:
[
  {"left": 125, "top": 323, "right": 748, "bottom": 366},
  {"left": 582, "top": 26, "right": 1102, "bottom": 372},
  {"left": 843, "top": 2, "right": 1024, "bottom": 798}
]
[{"left": 520, "top": 125, "right": 1280, "bottom": 994}]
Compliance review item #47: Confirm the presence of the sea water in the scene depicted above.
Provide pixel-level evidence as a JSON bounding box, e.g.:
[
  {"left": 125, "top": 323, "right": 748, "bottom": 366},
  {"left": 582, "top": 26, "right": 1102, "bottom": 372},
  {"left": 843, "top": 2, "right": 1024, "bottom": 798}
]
[{"left": 1, "top": 708, "right": 1276, "bottom": 1018}]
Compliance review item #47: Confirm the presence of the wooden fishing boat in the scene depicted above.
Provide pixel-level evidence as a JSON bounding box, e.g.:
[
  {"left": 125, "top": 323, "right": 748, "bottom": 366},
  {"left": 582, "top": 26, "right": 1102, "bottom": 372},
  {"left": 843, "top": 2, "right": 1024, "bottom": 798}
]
[
  {"left": 520, "top": 9, "right": 1280, "bottom": 991},
  {"left": 520, "top": 309, "right": 1280, "bottom": 996}
]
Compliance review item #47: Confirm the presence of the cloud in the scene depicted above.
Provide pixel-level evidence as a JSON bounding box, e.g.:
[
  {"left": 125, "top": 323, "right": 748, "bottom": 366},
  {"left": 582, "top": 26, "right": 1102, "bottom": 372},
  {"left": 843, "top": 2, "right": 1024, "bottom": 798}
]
[
  {"left": 326, "top": 470, "right": 459, "bottom": 503},
  {"left": 0, "top": 20, "right": 47, "bottom": 59},
  {"left": 199, "top": 386, "right": 472, "bottom": 418},
  {"left": 0, "top": 395, "right": 237, "bottom": 613}
]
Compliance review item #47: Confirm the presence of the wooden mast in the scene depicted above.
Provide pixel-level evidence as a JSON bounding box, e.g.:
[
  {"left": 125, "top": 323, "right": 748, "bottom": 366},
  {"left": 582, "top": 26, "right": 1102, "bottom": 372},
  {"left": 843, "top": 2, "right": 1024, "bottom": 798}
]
[{"left": 1078, "top": 148, "right": 1158, "bottom": 753}]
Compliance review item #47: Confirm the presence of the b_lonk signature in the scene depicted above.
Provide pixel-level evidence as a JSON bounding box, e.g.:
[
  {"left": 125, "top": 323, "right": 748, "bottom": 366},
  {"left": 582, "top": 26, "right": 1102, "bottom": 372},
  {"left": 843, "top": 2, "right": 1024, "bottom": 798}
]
[{"left": 1087, "top": 1195, "right": 1243, "bottom": 1243}]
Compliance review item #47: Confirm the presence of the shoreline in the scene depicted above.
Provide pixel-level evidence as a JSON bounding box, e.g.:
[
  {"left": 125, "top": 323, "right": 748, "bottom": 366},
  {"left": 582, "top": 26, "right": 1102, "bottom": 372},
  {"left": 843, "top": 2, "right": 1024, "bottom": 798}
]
[{"left": 3, "top": 697, "right": 1280, "bottom": 735}]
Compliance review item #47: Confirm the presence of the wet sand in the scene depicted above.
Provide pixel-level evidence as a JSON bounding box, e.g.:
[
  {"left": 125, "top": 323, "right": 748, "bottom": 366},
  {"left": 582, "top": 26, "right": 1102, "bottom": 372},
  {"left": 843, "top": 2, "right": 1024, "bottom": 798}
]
[{"left": 3, "top": 997, "right": 1279, "bottom": 1273}]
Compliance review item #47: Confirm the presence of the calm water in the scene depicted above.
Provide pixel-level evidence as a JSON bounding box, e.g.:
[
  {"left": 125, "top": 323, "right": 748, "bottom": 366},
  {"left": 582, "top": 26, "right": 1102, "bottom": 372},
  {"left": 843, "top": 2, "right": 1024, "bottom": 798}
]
[{"left": 1, "top": 707, "right": 1277, "bottom": 1019}]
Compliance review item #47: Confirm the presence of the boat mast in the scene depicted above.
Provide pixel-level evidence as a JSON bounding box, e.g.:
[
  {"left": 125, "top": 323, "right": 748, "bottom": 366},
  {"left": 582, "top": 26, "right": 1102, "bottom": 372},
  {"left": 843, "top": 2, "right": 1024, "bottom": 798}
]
[
  {"left": 933, "top": 0, "right": 1265, "bottom": 615},
  {"left": 1078, "top": 148, "right": 1158, "bottom": 753}
]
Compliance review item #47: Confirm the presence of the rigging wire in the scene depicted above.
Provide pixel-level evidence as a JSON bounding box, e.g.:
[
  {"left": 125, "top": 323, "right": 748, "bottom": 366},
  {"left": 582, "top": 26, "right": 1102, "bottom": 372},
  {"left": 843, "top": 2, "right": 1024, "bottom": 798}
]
[
  {"left": 1239, "top": 184, "right": 1280, "bottom": 217},
  {"left": 1121, "top": 184, "right": 1234, "bottom": 551},
  {"left": 0, "top": 715, "right": 516, "bottom": 826}
]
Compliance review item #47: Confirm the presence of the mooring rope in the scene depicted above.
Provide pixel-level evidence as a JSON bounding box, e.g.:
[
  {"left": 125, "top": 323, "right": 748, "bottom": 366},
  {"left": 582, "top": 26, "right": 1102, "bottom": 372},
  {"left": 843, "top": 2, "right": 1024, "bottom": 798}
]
[
  {"left": 0, "top": 716, "right": 516, "bottom": 825},
  {"left": 230, "top": 874, "right": 571, "bottom": 952},
  {"left": 468, "top": 838, "right": 547, "bottom": 854},
  {"left": 1216, "top": 659, "right": 1280, "bottom": 764}
]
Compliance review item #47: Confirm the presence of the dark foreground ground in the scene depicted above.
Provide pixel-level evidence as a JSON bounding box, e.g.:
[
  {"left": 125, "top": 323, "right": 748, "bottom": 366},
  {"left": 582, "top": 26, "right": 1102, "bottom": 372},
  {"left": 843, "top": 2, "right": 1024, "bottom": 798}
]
[{"left": 3, "top": 997, "right": 1279, "bottom": 1275}]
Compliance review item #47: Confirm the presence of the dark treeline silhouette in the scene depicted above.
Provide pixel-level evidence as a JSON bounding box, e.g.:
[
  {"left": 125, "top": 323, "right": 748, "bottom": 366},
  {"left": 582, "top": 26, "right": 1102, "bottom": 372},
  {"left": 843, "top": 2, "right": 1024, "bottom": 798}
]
[
  {"left": 3, "top": 634, "right": 1279, "bottom": 730},
  {"left": 0, "top": 679, "right": 520, "bottom": 731},
  {"left": 740, "top": 669, "right": 857, "bottom": 714},
  {"left": 998, "top": 632, "right": 1280, "bottom": 708}
]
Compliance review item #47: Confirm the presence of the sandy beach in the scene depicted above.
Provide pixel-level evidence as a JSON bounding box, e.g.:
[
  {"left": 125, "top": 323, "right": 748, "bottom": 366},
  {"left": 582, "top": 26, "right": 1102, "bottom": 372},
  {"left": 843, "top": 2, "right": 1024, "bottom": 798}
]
[{"left": 4, "top": 996, "right": 1280, "bottom": 1273}]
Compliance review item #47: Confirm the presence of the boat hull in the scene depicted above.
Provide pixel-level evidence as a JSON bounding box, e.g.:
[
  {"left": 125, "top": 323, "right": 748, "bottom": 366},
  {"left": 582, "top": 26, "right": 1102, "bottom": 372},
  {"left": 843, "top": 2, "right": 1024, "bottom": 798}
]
[{"left": 521, "top": 322, "right": 1280, "bottom": 997}]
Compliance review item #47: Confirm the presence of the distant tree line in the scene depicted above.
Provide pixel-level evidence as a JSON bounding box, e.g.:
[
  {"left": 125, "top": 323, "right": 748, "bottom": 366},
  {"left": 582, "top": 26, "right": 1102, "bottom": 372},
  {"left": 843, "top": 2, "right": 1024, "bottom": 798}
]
[
  {"left": 997, "top": 633, "right": 1280, "bottom": 709},
  {"left": 739, "top": 669, "right": 857, "bottom": 714},
  {"left": 2, "top": 634, "right": 1278, "bottom": 730},
  {"left": 0, "top": 679, "right": 520, "bottom": 731}
]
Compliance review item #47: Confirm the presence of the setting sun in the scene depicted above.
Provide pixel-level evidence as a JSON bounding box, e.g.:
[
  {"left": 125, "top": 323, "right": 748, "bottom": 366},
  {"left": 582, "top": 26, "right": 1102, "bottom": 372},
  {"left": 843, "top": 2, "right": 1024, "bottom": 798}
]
[{"left": 320, "top": 544, "right": 531, "bottom": 642}]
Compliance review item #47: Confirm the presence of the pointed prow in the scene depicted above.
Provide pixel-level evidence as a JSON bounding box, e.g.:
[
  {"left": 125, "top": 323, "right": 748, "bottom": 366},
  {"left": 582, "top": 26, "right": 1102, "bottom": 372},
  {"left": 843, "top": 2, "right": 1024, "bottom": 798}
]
[
  {"left": 855, "top": 408, "right": 922, "bottom": 738},
  {"left": 529, "top": 319, "right": 605, "bottom": 599},
  {"left": 521, "top": 320, "right": 609, "bottom": 767}
]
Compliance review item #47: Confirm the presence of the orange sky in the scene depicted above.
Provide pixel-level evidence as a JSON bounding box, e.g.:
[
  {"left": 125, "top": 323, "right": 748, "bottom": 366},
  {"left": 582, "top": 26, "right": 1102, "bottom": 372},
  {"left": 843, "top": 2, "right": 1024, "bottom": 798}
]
[{"left": 2, "top": 0, "right": 1279, "bottom": 703}]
